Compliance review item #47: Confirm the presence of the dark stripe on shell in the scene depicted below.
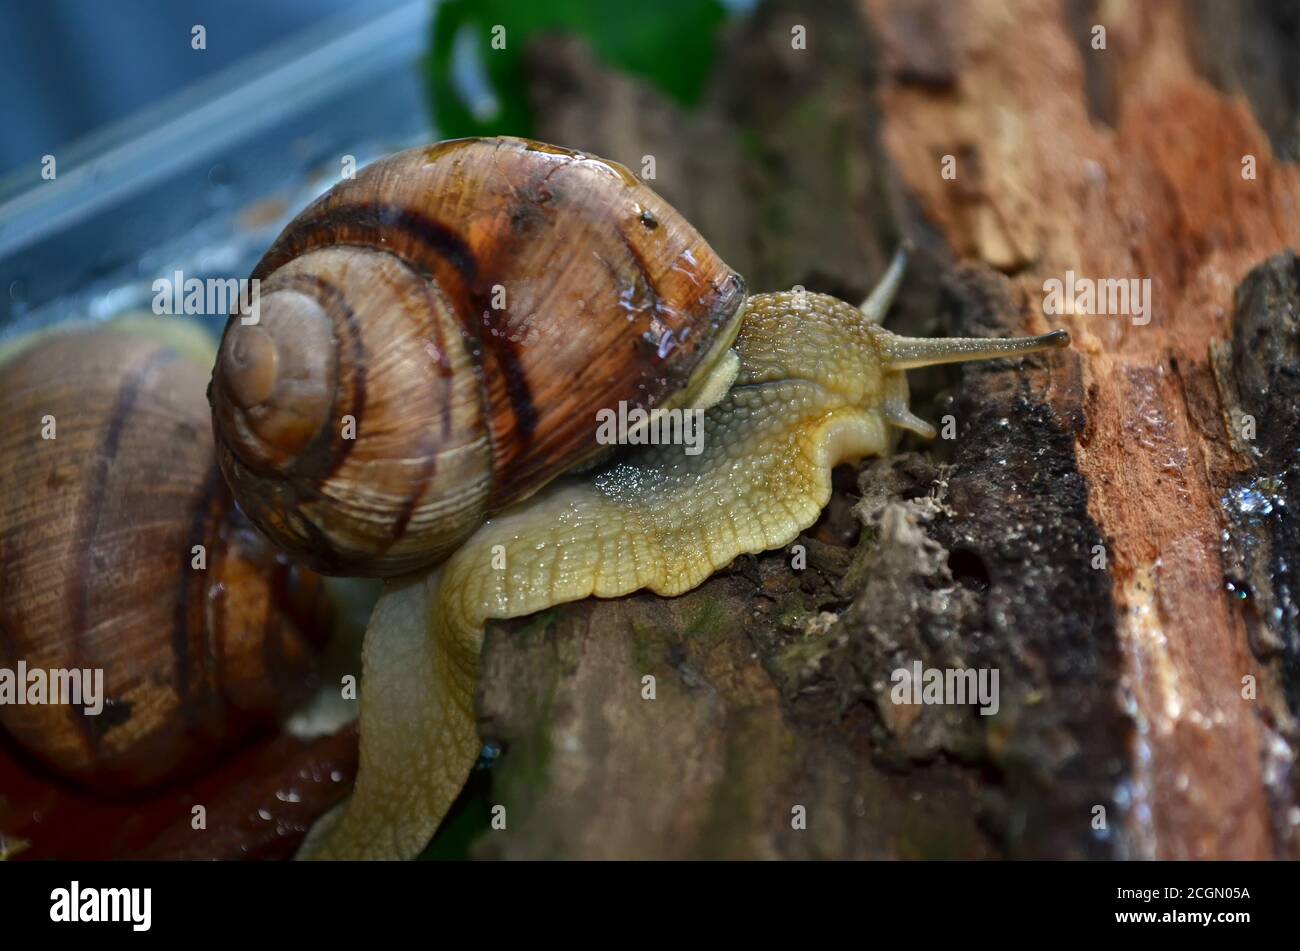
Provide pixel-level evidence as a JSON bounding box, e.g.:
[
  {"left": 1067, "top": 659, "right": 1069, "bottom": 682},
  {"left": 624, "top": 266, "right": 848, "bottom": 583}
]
[{"left": 70, "top": 346, "right": 179, "bottom": 753}]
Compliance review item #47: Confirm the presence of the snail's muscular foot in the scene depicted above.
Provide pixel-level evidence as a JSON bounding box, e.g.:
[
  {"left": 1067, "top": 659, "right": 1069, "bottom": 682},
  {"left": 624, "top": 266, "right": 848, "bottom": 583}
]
[{"left": 297, "top": 572, "right": 480, "bottom": 861}]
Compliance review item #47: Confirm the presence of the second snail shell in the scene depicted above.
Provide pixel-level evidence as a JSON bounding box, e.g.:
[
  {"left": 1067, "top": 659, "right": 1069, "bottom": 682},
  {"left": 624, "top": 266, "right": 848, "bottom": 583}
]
[{"left": 0, "top": 323, "right": 330, "bottom": 792}]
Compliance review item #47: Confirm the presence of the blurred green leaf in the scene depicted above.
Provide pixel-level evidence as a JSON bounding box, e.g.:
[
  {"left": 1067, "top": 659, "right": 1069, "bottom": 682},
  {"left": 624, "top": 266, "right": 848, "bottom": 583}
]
[{"left": 428, "top": 0, "right": 728, "bottom": 139}]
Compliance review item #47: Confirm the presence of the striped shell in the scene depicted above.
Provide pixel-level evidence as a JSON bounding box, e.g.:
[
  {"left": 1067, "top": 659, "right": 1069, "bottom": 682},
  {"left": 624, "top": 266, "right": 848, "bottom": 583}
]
[
  {"left": 0, "top": 330, "right": 329, "bottom": 791},
  {"left": 209, "top": 137, "right": 746, "bottom": 577}
]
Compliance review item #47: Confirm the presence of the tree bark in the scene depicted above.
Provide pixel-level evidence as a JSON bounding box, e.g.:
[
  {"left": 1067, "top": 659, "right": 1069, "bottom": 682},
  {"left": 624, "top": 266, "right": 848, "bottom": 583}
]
[{"left": 471, "top": 0, "right": 1300, "bottom": 859}]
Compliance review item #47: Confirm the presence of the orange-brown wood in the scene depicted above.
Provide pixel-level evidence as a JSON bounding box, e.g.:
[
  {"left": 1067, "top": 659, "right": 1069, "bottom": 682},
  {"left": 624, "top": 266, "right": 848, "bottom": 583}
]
[{"left": 865, "top": 0, "right": 1300, "bottom": 857}]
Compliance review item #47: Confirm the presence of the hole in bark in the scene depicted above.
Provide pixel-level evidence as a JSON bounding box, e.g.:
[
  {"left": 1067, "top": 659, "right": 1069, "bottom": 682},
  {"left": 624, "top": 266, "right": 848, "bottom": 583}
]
[{"left": 948, "top": 548, "right": 991, "bottom": 592}]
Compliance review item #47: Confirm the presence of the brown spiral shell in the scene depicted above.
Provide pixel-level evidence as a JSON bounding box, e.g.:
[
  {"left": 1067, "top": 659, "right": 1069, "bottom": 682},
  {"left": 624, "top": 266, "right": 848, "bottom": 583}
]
[
  {"left": 210, "top": 136, "right": 746, "bottom": 577},
  {"left": 0, "top": 330, "right": 330, "bottom": 792}
]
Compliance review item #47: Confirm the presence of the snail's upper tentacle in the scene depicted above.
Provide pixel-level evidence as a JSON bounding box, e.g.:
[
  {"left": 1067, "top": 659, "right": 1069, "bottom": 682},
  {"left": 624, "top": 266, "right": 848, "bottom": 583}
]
[
  {"left": 859, "top": 244, "right": 909, "bottom": 324},
  {"left": 881, "top": 328, "right": 1070, "bottom": 370}
]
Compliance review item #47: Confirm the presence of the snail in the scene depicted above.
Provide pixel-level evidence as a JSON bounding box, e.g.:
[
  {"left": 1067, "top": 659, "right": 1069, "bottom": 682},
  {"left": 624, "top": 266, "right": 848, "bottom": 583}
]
[
  {"left": 0, "top": 320, "right": 331, "bottom": 793},
  {"left": 208, "top": 137, "right": 1069, "bottom": 859}
]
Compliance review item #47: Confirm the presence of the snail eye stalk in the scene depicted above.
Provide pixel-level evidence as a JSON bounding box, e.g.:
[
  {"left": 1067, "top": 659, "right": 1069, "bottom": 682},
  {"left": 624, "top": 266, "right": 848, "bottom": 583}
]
[{"left": 882, "top": 328, "right": 1070, "bottom": 371}]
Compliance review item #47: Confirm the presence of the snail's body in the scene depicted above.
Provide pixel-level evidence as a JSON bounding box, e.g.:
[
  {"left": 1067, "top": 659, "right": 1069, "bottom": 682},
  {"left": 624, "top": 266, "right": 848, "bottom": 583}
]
[{"left": 208, "top": 137, "right": 1068, "bottom": 859}]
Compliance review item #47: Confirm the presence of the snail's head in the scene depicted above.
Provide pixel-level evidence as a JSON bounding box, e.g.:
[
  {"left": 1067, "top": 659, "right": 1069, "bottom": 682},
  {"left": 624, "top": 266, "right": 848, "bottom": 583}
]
[{"left": 738, "top": 248, "right": 1070, "bottom": 439}]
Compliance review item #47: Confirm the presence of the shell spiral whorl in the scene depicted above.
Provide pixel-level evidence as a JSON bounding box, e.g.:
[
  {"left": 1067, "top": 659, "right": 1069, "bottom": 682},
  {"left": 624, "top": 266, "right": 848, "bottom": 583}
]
[{"left": 211, "top": 137, "right": 746, "bottom": 577}]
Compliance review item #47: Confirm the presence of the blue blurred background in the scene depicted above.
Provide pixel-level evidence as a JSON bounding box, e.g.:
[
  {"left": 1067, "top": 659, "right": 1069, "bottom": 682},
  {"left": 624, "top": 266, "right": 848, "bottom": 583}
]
[
  {"left": 0, "top": 0, "right": 753, "bottom": 180},
  {"left": 0, "top": 0, "right": 406, "bottom": 178},
  {"left": 0, "top": 0, "right": 751, "bottom": 332}
]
